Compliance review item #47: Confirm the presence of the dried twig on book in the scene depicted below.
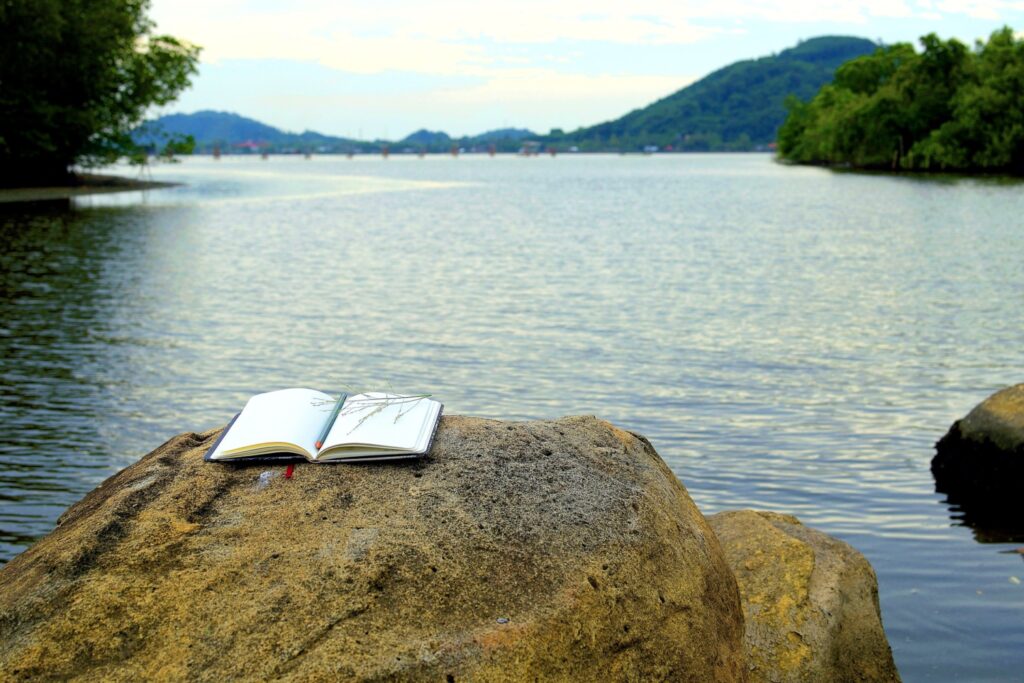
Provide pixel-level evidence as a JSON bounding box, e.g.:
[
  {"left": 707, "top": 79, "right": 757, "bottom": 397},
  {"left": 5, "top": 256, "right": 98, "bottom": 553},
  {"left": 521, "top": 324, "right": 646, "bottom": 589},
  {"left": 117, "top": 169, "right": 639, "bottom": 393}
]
[{"left": 312, "top": 393, "right": 432, "bottom": 434}]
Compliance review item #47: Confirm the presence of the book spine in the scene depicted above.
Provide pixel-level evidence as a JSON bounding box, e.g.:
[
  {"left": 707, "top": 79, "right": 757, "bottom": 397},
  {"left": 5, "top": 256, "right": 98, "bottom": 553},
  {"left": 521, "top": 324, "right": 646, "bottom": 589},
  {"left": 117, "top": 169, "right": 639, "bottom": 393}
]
[{"left": 203, "top": 413, "right": 240, "bottom": 462}]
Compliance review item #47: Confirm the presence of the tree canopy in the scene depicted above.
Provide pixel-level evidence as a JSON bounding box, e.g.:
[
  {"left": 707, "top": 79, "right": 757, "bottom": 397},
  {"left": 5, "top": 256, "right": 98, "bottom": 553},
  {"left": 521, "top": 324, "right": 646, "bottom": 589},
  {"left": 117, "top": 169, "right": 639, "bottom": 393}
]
[
  {"left": 0, "top": 0, "right": 200, "bottom": 186},
  {"left": 777, "top": 28, "right": 1024, "bottom": 173}
]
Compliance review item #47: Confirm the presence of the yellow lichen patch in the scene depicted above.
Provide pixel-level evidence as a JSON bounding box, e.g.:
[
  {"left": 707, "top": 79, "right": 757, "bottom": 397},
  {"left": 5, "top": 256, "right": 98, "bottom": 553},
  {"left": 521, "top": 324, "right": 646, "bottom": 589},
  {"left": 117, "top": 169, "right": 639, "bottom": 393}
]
[
  {"left": 475, "top": 620, "right": 531, "bottom": 651},
  {"left": 136, "top": 509, "right": 200, "bottom": 536},
  {"left": 960, "top": 383, "right": 1024, "bottom": 451},
  {"left": 720, "top": 513, "right": 813, "bottom": 633},
  {"left": 776, "top": 629, "right": 812, "bottom": 672},
  {"left": 606, "top": 422, "right": 640, "bottom": 450},
  {"left": 981, "top": 385, "right": 1024, "bottom": 426},
  {"left": 170, "top": 518, "right": 200, "bottom": 534},
  {"left": 708, "top": 510, "right": 900, "bottom": 683},
  {"left": 742, "top": 548, "right": 767, "bottom": 573}
]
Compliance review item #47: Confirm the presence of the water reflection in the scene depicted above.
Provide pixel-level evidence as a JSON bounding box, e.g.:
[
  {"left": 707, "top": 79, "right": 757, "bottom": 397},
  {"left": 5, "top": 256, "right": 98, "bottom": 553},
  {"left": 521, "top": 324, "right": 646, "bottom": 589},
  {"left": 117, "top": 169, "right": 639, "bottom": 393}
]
[
  {"left": 829, "top": 166, "right": 1024, "bottom": 187},
  {"left": 934, "top": 472, "right": 1024, "bottom": 543},
  {"left": 1, "top": 203, "right": 116, "bottom": 555},
  {"left": 939, "top": 497, "right": 1024, "bottom": 543}
]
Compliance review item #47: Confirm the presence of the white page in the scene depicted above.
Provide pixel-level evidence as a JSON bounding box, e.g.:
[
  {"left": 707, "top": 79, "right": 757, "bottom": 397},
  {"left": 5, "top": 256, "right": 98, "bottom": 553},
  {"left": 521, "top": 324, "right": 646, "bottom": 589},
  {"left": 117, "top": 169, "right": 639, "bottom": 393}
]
[
  {"left": 415, "top": 400, "right": 442, "bottom": 451},
  {"left": 214, "top": 388, "right": 334, "bottom": 457},
  {"left": 322, "top": 393, "right": 435, "bottom": 450}
]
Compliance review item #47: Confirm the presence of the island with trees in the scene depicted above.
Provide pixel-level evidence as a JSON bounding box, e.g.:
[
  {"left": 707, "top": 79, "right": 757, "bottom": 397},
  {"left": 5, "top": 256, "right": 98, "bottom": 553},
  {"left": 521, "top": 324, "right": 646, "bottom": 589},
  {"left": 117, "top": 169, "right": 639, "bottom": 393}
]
[{"left": 777, "top": 27, "right": 1024, "bottom": 174}]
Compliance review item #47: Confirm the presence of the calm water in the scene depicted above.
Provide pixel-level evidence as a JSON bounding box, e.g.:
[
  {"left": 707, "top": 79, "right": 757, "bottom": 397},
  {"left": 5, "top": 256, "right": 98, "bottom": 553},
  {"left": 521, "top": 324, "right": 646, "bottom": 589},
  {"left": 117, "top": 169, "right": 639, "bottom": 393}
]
[{"left": 1, "top": 154, "right": 1022, "bottom": 679}]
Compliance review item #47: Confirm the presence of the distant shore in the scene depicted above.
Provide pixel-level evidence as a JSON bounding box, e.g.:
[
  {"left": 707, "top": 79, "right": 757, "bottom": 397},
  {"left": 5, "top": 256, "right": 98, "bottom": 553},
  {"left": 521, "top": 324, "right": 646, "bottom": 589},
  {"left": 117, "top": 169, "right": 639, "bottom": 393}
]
[{"left": 0, "top": 173, "right": 178, "bottom": 204}]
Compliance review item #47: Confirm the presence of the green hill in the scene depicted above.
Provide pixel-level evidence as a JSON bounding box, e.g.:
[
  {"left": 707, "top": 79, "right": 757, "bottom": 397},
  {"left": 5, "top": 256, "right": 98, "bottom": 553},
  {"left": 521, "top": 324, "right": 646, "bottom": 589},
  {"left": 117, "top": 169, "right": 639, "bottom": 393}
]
[
  {"left": 139, "top": 112, "right": 537, "bottom": 154},
  {"left": 471, "top": 128, "right": 534, "bottom": 142},
  {"left": 400, "top": 129, "right": 452, "bottom": 146},
  {"left": 140, "top": 37, "right": 877, "bottom": 155},
  {"left": 398, "top": 127, "right": 537, "bottom": 152},
  {"left": 136, "top": 110, "right": 363, "bottom": 154},
  {"left": 552, "top": 36, "right": 877, "bottom": 151}
]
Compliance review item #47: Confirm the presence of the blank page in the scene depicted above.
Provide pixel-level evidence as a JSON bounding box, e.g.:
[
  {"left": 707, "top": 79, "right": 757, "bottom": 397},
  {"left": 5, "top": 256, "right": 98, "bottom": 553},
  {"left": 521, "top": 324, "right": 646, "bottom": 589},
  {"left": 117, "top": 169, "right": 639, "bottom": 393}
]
[{"left": 214, "top": 388, "right": 333, "bottom": 457}]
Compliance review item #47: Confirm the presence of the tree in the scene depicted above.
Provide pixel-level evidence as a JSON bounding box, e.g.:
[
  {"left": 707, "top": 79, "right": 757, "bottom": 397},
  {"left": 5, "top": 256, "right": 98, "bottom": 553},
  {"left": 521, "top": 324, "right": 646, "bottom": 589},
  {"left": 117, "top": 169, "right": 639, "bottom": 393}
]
[
  {"left": 778, "top": 28, "right": 1024, "bottom": 173},
  {"left": 0, "top": 0, "right": 200, "bottom": 186},
  {"left": 914, "top": 28, "right": 1024, "bottom": 171}
]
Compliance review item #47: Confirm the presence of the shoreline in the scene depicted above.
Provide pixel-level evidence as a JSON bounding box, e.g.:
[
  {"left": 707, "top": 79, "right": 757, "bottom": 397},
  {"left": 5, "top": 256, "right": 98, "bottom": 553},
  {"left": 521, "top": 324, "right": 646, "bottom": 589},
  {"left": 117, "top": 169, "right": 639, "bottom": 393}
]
[
  {"left": 773, "top": 157, "right": 1024, "bottom": 181},
  {"left": 0, "top": 173, "right": 179, "bottom": 204}
]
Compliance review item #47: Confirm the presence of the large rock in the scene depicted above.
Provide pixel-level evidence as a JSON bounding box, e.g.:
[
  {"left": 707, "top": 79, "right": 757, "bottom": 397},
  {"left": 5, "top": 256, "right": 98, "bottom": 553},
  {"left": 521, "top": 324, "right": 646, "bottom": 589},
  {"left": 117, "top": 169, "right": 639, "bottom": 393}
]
[
  {"left": 933, "top": 383, "right": 1024, "bottom": 487},
  {"left": 932, "top": 384, "right": 1024, "bottom": 540},
  {"left": 0, "top": 416, "right": 746, "bottom": 682},
  {"left": 707, "top": 510, "right": 899, "bottom": 683}
]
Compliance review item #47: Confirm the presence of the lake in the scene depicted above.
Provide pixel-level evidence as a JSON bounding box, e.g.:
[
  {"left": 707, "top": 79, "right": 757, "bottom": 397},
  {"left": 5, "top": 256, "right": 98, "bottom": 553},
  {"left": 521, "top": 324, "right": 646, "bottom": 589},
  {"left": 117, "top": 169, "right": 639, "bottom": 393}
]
[{"left": 1, "top": 154, "right": 1021, "bottom": 680}]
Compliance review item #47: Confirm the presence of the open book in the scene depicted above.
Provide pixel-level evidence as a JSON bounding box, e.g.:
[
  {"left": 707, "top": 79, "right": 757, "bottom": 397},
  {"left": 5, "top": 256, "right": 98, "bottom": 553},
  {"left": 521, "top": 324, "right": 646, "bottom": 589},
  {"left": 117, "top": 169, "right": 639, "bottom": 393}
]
[{"left": 204, "top": 388, "right": 443, "bottom": 463}]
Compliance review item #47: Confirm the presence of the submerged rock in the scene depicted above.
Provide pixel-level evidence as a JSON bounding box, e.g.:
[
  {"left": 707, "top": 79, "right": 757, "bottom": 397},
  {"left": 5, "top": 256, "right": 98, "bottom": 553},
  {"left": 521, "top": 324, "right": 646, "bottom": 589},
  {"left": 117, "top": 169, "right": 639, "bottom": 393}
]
[
  {"left": 932, "top": 384, "right": 1024, "bottom": 540},
  {"left": 933, "top": 383, "right": 1024, "bottom": 488},
  {"left": 708, "top": 510, "right": 900, "bottom": 683},
  {"left": 0, "top": 416, "right": 745, "bottom": 681}
]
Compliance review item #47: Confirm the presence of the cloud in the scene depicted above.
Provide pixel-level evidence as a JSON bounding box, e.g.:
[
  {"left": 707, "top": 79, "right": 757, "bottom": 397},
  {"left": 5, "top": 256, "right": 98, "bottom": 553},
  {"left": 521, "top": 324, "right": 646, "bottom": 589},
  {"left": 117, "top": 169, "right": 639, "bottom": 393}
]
[
  {"left": 150, "top": 1, "right": 1024, "bottom": 73},
  {"left": 149, "top": 0, "right": 1024, "bottom": 136},
  {"left": 441, "top": 69, "right": 690, "bottom": 106},
  {"left": 149, "top": 6, "right": 488, "bottom": 73},
  {"left": 168, "top": 58, "right": 694, "bottom": 137},
  {"left": 152, "top": 0, "right": 1021, "bottom": 63},
  {"left": 933, "top": 0, "right": 1024, "bottom": 20},
  {"left": 151, "top": 1, "right": 714, "bottom": 60}
]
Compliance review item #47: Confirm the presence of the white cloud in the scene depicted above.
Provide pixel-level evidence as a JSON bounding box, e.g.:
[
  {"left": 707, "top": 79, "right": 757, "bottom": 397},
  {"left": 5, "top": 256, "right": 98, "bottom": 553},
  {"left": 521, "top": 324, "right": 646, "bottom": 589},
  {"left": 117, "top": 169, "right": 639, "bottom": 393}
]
[
  {"left": 151, "top": 1, "right": 714, "bottom": 59},
  {"left": 933, "top": 0, "right": 1023, "bottom": 20},
  {"left": 148, "top": 6, "right": 488, "bottom": 73},
  {"left": 170, "top": 62, "right": 695, "bottom": 137},
  {"left": 149, "top": 1, "right": 1024, "bottom": 73},
  {"left": 456, "top": 70, "right": 687, "bottom": 102},
  {"left": 152, "top": 0, "right": 1022, "bottom": 65},
  {"left": 149, "top": 0, "right": 1024, "bottom": 136}
]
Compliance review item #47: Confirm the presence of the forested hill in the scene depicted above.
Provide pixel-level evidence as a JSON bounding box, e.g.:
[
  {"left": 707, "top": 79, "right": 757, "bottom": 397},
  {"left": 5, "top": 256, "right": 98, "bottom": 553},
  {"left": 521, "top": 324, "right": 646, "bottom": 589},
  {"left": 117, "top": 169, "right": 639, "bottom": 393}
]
[
  {"left": 138, "top": 111, "right": 537, "bottom": 153},
  {"left": 135, "top": 111, "right": 360, "bottom": 153},
  {"left": 141, "top": 36, "right": 879, "bottom": 155},
  {"left": 550, "top": 36, "right": 877, "bottom": 151},
  {"left": 142, "top": 111, "right": 286, "bottom": 144}
]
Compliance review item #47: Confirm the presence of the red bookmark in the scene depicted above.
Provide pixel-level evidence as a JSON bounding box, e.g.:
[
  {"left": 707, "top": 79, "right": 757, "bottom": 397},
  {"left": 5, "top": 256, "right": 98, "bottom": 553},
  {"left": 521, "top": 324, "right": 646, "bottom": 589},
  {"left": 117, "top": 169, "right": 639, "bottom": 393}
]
[{"left": 284, "top": 464, "right": 294, "bottom": 479}]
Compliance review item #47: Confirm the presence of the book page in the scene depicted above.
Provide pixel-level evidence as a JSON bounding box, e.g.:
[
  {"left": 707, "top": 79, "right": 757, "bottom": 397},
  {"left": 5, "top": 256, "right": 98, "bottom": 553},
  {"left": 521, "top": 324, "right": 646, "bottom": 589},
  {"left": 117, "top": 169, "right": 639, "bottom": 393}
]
[
  {"left": 213, "top": 388, "right": 333, "bottom": 458},
  {"left": 321, "top": 393, "right": 435, "bottom": 451}
]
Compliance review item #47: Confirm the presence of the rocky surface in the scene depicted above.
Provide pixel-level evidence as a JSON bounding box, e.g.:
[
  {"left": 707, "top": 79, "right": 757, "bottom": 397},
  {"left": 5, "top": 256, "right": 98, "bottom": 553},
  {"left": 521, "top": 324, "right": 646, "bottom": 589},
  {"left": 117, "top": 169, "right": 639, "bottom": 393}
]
[
  {"left": 0, "top": 415, "right": 745, "bottom": 682},
  {"left": 932, "top": 384, "right": 1024, "bottom": 540},
  {"left": 933, "top": 383, "right": 1024, "bottom": 488},
  {"left": 708, "top": 510, "right": 900, "bottom": 683}
]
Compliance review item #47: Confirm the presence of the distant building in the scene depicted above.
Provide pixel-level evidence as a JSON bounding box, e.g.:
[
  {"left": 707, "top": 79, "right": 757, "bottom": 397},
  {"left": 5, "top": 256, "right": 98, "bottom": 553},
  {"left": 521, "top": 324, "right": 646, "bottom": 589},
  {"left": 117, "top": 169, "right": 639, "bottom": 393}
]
[
  {"left": 234, "top": 140, "right": 266, "bottom": 152},
  {"left": 519, "top": 141, "right": 541, "bottom": 156}
]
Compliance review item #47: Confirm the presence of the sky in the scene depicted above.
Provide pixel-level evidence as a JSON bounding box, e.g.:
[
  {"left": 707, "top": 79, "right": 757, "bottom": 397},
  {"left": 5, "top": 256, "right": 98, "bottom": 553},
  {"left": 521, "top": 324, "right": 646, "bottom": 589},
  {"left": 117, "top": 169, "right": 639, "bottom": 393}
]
[{"left": 149, "top": 0, "right": 1024, "bottom": 140}]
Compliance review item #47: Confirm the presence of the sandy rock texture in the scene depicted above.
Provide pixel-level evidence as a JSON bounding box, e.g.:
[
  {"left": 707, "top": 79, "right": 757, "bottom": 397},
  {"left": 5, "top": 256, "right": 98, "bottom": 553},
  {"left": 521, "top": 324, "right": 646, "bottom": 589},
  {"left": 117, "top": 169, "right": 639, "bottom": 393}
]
[
  {"left": 0, "top": 415, "right": 745, "bottom": 682},
  {"left": 708, "top": 510, "right": 899, "bottom": 683}
]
